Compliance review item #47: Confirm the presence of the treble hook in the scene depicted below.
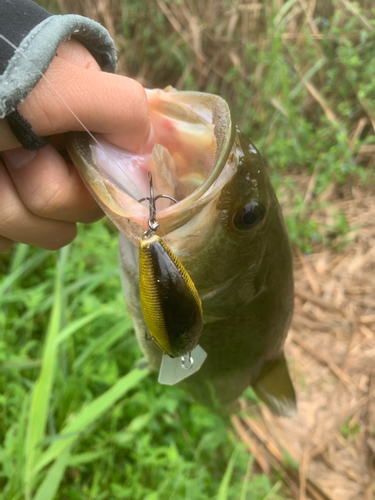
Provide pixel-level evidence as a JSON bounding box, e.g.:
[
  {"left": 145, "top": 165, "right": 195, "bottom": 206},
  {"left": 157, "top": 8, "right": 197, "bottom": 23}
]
[{"left": 137, "top": 172, "right": 177, "bottom": 239}]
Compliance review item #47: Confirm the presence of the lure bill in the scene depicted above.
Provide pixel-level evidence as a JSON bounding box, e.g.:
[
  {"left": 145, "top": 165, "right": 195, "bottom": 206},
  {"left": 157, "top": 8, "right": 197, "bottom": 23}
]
[{"left": 158, "top": 345, "right": 207, "bottom": 385}]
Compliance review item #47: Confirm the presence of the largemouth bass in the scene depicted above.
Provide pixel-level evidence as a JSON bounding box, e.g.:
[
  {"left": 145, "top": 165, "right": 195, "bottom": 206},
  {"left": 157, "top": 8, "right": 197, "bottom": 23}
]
[{"left": 67, "top": 88, "right": 296, "bottom": 416}]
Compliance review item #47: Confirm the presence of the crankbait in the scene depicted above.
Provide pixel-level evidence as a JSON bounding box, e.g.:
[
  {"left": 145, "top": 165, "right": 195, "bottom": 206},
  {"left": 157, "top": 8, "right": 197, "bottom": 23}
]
[{"left": 138, "top": 173, "right": 203, "bottom": 359}]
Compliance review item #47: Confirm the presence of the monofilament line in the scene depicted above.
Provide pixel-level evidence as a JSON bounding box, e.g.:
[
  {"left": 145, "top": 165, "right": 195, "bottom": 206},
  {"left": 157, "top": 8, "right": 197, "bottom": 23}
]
[{"left": 0, "top": 34, "right": 144, "bottom": 200}]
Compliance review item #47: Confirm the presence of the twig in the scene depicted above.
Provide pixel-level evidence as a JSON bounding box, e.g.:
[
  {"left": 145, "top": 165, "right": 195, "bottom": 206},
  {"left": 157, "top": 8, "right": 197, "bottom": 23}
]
[
  {"left": 287, "top": 56, "right": 341, "bottom": 129},
  {"left": 358, "top": 144, "right": 375, "bottom": 155},
  {"left": 231, "top": 415, "right": 271, "bottom": 474},
  {"left": 359, "top": 314, "right": 375, "bottom": 325},
  {"left": 292, "top": 336, "right": 362, "bottom": 394},
  {"left": 365, "top": 482, "right": 375, "bottom": 500},
  {"left": 243, "top": 416, "right": 285, "bottom": 462},
  {"left": 295, "top": 289, "right": 343, "bottom": 315},
  {"left": 237, "top": 3, "right": 263, "bottom": 12},
  {"left": 282, "top": 33, "right": 324, "bottom": 39},
  {"left": 296, "top": 248, "right": 321, "bottom": 295},
  {"left": 357, "top": 97, "right": 375, "bottom": 134},
  {"left": 299, "top": 450, "right": 309, "bottom": 500},
  {"left": 339, "top": 0, "right": 373, "bottom": 32},
  {"left": 242, "top": 415, "right": 333, "bottom": 500},
  {"left": 240, "top": 416, "right": 301, "bottom": 497},
  {"left": 292, "top": 314, "right": 335, "bottom": 332},
  {"left": 302, "top": 79, "right": 340, "bottom": 127},
  {"left": 154, "top": 0, "right": 204, "bottom": 63},
  {"left": 349, "top": 117, "right": 368, "bottom": 149},
  {"left": 298, "top": 0, "right": 320, "bottom": 36},
  {"left": 304, "top": 166, "right": 320, "bottom": 205}
]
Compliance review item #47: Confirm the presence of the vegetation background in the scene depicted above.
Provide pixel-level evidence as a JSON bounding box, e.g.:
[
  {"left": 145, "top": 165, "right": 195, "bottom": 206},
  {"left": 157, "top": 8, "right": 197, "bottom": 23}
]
[{"left": 1, "top": 0, "right": 374, "bottom": 499}]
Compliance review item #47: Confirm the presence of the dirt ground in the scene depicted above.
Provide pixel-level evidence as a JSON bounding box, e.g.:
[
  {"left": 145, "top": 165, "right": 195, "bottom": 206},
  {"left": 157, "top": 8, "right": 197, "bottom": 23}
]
[{"left": 232, "top": 177, "right": 375, "bottom": 500}]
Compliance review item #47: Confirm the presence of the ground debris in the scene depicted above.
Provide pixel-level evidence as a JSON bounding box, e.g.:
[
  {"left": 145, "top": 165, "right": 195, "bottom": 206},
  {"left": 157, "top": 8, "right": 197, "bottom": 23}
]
[{"left": 233, "top": 180, "right": 375, "bottom": 500}]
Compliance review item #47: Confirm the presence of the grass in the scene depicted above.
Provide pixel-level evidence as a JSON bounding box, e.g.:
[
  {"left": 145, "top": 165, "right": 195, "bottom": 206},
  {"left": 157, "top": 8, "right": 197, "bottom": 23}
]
[
  {"left": 0, "top": 224, "right": 280, "bottom": 500},
  {"left": 2, "top": 0, "right": 375, "bottom": 498}
]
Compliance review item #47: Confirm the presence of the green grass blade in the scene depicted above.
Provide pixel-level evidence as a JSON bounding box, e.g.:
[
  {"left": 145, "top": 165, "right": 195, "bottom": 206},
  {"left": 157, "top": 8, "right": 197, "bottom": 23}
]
[
  {"left": 33, "top": 448, "right": 70, "bottom": 500},
  {"left": 67, "top": 450, "right": 108, "bottom": 467},
  {"left": 240, "top": 456, "right": 254, "bottom": 500},
  {"left": 0, "top": 359, "right": 42, "bottom": 371},
  {"left": 1, "top": 395, "right": 30, "bottom": 500},
  {"left": 273, "top": 0, "right": 299, "bottom": 28},
  {"left": 217, "top": 445, "right": 240, "bottom": 500},
  {"left": 24, "top": 248, "right": 68, "bottom": 497},
  {"left": 73, "top": 321, "right": 130, "bottom": 370},
  {"left": 263, "top": 480, "right": 283, "bottom": 500},
  {"left": 0, "top": 250, "right": 49, "bottom": 296},
  {"left": 289, "top": 58, "right": 327, "bottom": 99},
  {"left": 33, "top": 368, "right": 149, "bottom": 475},
  {"left": 15, "top": 270, "right": 118, "bottom": 327},
  {"left": 53, "top": 307, "right": 113, "bottom": 347},
  {"left": 8, "top": 243, "right": 29, "bottom": 275}
]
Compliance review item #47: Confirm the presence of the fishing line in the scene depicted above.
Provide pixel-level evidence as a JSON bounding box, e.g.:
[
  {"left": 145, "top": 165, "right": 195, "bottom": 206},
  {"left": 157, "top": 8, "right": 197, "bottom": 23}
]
[{"left": 0, "top": 34, "right": 145, "bottom": 201}]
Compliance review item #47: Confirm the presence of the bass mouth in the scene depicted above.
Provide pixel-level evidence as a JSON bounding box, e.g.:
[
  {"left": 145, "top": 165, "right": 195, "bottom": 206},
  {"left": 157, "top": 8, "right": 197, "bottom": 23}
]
[{"left": 66, "top": 89, "right": 235, "bottom": 243}]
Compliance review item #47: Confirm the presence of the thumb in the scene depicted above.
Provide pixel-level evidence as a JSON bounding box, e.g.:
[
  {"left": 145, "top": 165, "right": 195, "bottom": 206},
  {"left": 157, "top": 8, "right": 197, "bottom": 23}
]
[{"left": 17, "top": 52, "right": 151, "bottom": 153}]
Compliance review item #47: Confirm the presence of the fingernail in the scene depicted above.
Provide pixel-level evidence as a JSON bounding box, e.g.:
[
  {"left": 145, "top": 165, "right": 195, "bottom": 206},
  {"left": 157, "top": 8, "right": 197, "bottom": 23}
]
[
  {"left": 2, "top": 147, "right": 37, "bottom": 169},
  {"left": 142, "top": 123, "right": 155, "bottom": 154}
]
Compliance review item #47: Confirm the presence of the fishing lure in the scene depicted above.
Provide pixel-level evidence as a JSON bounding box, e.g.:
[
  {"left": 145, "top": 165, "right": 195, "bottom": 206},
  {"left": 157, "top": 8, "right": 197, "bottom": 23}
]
[{"left": 138, "top": 172, "right": 203, "bottom": 359}]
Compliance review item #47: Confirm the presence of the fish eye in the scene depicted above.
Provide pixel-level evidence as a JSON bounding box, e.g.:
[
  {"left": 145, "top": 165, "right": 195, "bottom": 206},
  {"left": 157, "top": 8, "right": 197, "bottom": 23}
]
[{"left": 233, "top": 200, "right": 264, "bottom": 230}]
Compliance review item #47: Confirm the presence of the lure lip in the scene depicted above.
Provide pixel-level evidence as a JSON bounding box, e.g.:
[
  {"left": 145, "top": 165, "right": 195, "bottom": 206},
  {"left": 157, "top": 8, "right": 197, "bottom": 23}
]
[{"left": 66, "top": 89, "right": 236, "bottom": 246}]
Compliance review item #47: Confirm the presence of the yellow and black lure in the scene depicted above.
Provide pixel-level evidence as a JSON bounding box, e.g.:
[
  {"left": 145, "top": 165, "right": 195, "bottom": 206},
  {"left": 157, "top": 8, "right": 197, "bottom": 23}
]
[{"left": 138, "top": 173, "right": 203, "bottom": 358}]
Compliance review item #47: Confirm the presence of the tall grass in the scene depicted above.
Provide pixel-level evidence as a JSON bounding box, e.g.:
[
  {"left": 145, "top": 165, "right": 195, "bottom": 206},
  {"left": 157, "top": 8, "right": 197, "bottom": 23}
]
[{"left": 0, "top": 224, "right": 278, "bottom": 499}]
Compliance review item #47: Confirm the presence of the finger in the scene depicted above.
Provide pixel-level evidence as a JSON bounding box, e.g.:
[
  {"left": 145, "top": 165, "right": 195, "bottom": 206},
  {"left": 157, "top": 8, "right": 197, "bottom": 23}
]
[
  {"left": 0, "top": 118, "right": 21, "bottom": 150},
  {"left": 1, "top": 145, "right": 104, "bottom": 223},
  {"left": 17, "top": 56, "right": 151, "bottom": 153},
  {"left": 0, "top": 39, "right": 102, "bottom": 152},
  {"left": 0, "top": 235, "right": 14, "bottom": 253},
  {"left": 0, "top": 158, "right": 77, "bottom": 250},
  {"left": 56, "top": 39, "right": 102, "bottom": 71}
]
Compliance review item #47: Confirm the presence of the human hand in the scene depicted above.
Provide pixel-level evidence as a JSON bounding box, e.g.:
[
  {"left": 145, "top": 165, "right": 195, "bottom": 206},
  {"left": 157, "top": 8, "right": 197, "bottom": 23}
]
[{"left": 0, "top": 39, "right": 152, "bottom": 252}]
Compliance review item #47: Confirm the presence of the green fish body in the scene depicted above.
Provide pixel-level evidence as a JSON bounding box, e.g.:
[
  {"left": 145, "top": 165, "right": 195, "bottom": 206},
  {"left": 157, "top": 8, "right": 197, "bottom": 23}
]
[{"left": 67, "top": 88, "right": 296, "bottom": 416}]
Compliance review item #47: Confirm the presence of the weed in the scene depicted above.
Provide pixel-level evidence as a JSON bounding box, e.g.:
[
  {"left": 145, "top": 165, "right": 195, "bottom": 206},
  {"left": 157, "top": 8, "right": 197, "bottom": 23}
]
[
  {"left": 340, "top": 417, "right": 362, "bottom": 442},
  {"left": 1, "top": 224, "right": 278, "bottom": 499}
]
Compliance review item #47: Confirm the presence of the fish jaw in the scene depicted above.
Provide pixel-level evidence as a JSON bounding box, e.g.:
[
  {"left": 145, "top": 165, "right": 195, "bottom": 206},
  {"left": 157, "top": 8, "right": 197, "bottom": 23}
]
[{"left": 66, "top": 89, "right": 235, "bottom": 246}]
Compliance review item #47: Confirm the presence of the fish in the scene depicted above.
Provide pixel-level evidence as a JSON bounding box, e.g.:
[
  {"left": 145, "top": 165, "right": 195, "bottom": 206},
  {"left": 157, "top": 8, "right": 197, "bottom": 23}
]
[{"left": 67, "top": 87, "right": 296, "bottom": 416}]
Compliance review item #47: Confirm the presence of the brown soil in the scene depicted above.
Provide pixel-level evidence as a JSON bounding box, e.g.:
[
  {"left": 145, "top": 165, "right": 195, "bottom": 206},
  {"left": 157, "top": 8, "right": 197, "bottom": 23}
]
[{"left": 233, "top": 178, "right": 375, "bottom": 500}]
